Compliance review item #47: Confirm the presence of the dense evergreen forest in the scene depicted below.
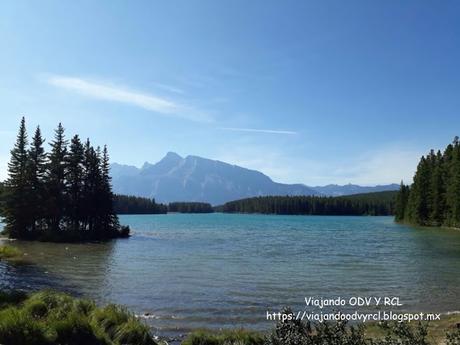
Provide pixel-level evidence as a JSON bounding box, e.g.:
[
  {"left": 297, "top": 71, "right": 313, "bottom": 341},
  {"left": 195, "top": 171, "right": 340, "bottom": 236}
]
[
  {"left": 395, "top": 137, "right": 460, "bottom": 228},
  {"left": 1, "top": 117, "right": 128, "bottom": 241},
  {"left": 217, "top": 191, "right": 396, "bottom": 215},
  {"left": 112, "top": 197, "right": 213, "bottom": 214},
  {"left": 168, "top": 202, "right": 214, "bottom": 213},
  {"left": 113, "top": 195, "right": 167, "bottom": 214}
]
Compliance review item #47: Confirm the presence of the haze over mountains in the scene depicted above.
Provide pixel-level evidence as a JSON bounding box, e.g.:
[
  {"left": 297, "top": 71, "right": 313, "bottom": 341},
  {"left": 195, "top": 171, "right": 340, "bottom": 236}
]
[{"left": 110, "top": 152, "right": 399, "bottom": 205}]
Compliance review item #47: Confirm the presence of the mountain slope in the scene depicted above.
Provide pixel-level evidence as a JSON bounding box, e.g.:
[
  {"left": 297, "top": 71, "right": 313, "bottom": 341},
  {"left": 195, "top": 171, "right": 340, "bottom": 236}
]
[{"left": 111, "top": 152, "right": 319, "bottom": 205}]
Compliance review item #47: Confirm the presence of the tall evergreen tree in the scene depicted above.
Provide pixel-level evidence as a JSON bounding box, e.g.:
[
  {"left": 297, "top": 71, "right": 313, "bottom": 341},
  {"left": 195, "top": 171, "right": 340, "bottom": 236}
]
[
  {"left": 82, "top": 139, "right": 100, "bottom": 233},
  {"left": 45, "top": 123, "right": 68, "bottom": 233},
  {"left": 66, "top": 134, "right": 85, "bottom": 232},
  {"left": 100, "top": 145, "right": 118, "bottom": 229},
  {"left": 26, "top": 126, "right": 47, "bottom": 233},
  {"left": 395, "top": 181, "right": 409, "bottom": 222},
  {"left": 429, "top": 150, "right": 445, "bottom": 226},
  {"left": 4, "top": 117, "right": 29, "bottom": 238},
  {"left": 407, "top": 156, "right": 431, "bottom": 225},
  {"left": 445, "top": 138, "right": 460, "bottom": 227}
]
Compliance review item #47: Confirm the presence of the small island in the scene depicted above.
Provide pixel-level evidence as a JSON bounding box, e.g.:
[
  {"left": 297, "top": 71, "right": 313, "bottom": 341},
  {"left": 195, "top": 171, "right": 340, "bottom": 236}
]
[{"left": 1, "top": 117, "right": 129, "bottom": 242}]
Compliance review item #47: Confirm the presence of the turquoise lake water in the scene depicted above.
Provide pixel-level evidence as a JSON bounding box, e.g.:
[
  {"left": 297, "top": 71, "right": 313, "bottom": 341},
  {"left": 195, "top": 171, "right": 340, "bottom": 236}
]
[{"left": 1, "top": 214, "right": 460, "bottom": 337}]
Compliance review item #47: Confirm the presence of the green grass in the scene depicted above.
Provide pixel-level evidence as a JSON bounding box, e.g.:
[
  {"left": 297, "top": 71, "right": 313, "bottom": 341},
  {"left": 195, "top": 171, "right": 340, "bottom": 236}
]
[
  {"left": 0, "top": 244, "right": 23, "bottom": 261},
  {"left": 0, "top": 290, "right": 158, "bottom": 345},
  {"left": 183, "top": 329, "right": 264, "bottom": 345}
]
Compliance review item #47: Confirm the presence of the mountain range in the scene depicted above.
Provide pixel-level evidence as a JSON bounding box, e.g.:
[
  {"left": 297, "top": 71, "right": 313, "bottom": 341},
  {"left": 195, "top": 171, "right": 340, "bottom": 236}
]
[{"left": 110, "top": 152, "right": 399, "bottom": 205}]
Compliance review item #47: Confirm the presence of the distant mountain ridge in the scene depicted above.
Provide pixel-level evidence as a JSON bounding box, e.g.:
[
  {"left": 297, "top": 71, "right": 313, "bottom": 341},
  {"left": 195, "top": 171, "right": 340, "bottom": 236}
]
[
  {"left": 110, "top": 152, "right": 399, "bottom": 205},
  {"left": 312, "top": 183, "right": 399, "bottom": 197},
  {"left": 111, "top": 152, "right": 319, "bottom": 205}
]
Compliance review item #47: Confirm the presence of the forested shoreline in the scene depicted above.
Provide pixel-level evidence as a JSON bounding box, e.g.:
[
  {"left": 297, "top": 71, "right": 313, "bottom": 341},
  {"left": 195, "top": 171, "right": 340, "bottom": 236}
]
[
  {"left": 168, "top": 202, "right": 214, "bottom": 213},
  {"left": 113, "top": 195, "right": 167, "bottom": 214},
  {"left": 395, "top": 137, "right": 460, "bottom": 228},
  {"left": 216, "top": 191, "right": 396, "bottom": 215},
  {"left": 1, "top": 118, "right": 128, "bottom": 241}
]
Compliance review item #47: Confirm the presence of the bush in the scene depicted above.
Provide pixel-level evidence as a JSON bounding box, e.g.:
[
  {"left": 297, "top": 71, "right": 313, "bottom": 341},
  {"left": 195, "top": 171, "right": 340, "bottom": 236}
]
[
  {"left": 113, "top": 319, "right": 157, "bottom": 345},
  {"left": 0, "top": 308, "right": 49, "bottom": 345},
  {"left": 265, "top": 308, "right": 436, "bottom": 345},
  {"left": 446, "top": 327, "right": 460, "bottom": 345},
  {"left": 265, "top": 307, "right": 366, "bottom": 345},
  {"left": 24, "top": 299, "right": 49, "bottom": 318},
  {"left": 119, "top": 225, "right": 131, "bottom": 238},
  {"left": 91, "top": 304, "right": 131, "bottom": 339},
  {"left": 0, "top": 290, "right": 158, "bottom": 345},
  {"left": 53, "top": 311, "right": 107, "bottom": 345},
  {"left": 372, "top": 321, "right": 430, "bottom": 345}
]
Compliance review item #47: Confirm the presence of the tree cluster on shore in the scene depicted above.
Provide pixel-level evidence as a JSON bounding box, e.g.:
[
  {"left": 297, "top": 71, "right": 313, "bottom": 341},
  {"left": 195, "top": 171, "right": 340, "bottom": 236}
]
[
  {"left": 168, "top": 202, "right": 214, "bottom": 213},
  {"left": 395, "top": 137, "right": 460, "bottom": 227},
  {"left": 113, "top": 195, "right": 168, "bottom": 214},
  {"left": 113, "top": 197, "right": 214, "bottom": 214},
  {"left": 2, "top": 117, "right": 128, "bottom": 241},
  {"left": 216, "top": 191, "right": 396, "bottom": 215}
]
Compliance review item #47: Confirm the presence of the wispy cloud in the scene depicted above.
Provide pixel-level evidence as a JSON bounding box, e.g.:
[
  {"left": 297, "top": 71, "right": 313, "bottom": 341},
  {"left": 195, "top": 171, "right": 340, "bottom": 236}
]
[
  {"left": 45, "top": 75, "right": 213, "bottom": 122},
  {"left": 151, "top": 82, "right": 185, "bottom": 95},
  {"left": 218, "top": 127, "right": 297, "bottom": 135}
]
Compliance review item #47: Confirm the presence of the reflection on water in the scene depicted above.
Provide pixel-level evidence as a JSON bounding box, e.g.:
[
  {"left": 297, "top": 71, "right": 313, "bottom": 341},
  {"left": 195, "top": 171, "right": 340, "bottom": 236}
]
[
  {"left": 0, "top": 241, "right": 115, "bottom": 301},
  {"left": 2, "top": 214, "right": 460, "bottom": 337}
]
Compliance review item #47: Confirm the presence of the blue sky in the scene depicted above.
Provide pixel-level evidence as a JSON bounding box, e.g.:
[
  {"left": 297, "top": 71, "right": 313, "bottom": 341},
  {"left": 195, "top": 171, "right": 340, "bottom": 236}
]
[{"left": 1, "top": 1, "right": 459, "bottom": 185}]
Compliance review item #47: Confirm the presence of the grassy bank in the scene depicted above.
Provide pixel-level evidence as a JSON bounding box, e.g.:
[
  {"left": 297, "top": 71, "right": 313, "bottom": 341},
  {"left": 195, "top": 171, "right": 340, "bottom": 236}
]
[
  {"left": 0, "top": 244, "right": 23, "bottom": 262},
  {"left": 0, "top": 290, "right": 157, "bottom": 345}
]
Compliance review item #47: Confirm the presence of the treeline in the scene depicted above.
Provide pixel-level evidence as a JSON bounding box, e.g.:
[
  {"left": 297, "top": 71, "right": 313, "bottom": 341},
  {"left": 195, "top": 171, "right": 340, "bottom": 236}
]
[
  {"left": 2, "top": 117, "right": 128, "bottom": 241},
  {"left": 395, "top": 137, "right": 460, "bottom": 227},
  {"left": 217, "top": 191, "right": 396, "bottom": 215},
  {"left": 113, "top": 195, "right": 167, "bottom": 214},
  {"left": 167, "top": 202, "right": 214, "bottom": 213},
  {"left": 112, "top": 196, "right": 213, "bottom": 214}
]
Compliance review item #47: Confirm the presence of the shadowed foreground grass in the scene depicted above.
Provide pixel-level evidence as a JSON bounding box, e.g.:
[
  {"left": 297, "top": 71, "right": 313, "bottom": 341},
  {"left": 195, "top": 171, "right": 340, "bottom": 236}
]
[{"left": 0, "top": 290, "right": 157, "bottom": 345}]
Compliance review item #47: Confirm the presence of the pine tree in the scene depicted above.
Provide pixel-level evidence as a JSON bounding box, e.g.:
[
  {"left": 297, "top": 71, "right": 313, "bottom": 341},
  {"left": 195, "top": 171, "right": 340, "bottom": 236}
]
[
  {"left": 82, "top": 139, "right": 101, "bottom": 234},
  {"left": 395, "top": 181, "right": 409, "bottom": 222},
  {"left": 99, "top": 145, "right": 119, "bottom": 235},
  {"left": 407, "top": 156, "right": 431, "bottom": 225},
  {"left": 66, "top": 134, "right": 85, "bottom": 232},
  {"left": 45, "top": 123, "right": 68, "bottom": 233},
  {"left": 4, "top": 117, "right": 29, "bottom": 238},
  {"left": 429, "top": 150, "right": 445, "bottom": 226},
  {"left": 446, "top": 138, "right": 460, "bottom": 227},
  {"left": 26, "top": 126, "right": 47, "bottom": 233}
]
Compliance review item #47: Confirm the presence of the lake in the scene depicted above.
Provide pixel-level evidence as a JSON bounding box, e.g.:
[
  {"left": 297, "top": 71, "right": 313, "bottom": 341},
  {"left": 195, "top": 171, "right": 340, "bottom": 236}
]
[{"left": 2, "top": 214, "right": 460, "bottom": 338}]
